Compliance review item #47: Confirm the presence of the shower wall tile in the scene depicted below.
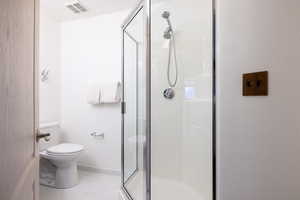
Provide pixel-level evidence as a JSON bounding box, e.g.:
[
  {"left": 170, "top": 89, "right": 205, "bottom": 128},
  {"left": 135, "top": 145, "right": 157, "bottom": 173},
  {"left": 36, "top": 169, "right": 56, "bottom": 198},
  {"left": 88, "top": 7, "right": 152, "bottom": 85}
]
[{"left": 151, "top": 1, "right": 213, "bottom": 200}]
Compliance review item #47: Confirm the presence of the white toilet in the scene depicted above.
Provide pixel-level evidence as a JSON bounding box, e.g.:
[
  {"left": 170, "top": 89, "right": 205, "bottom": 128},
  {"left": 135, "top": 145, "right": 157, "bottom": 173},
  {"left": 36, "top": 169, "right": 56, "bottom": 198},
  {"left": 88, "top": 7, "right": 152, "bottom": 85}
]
[
  {"left": 39, "top": 123, "right": 84, "bottom": 189},
  {"left": 40, "top": 143, "right": 84, "bottom": 189}
]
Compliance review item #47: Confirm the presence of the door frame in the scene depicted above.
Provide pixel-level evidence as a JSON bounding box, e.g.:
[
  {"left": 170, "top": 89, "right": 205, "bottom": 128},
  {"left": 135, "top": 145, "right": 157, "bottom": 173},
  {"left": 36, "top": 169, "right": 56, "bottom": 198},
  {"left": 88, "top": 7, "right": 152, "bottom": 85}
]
[{"left": 34, "top": 0, "right": 40, "bottom": 198}]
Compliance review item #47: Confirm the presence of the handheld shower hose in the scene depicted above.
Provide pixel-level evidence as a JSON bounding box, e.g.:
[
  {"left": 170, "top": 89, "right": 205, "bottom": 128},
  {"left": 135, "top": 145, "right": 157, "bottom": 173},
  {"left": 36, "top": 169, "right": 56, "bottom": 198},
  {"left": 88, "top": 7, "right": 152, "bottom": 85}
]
[
  {"left": 162, "top": 11, "right": 179, "bottom": 99},
  {"left": 167, "top": 33, "right": 178, "bottom": 88}
]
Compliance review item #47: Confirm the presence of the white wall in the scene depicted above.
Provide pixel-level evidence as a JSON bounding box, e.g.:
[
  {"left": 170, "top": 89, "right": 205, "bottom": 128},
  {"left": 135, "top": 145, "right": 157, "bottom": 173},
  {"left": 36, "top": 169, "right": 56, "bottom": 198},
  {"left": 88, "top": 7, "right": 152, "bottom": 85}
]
[
  {"left": 39, "top": 11, "right": 61, "bottom": 124},
  {"left": 217, "top": 1, "right": 300, "bottom": 200},
  {"left": 60, "top": 10, "right": 129, "bottom": 173}
]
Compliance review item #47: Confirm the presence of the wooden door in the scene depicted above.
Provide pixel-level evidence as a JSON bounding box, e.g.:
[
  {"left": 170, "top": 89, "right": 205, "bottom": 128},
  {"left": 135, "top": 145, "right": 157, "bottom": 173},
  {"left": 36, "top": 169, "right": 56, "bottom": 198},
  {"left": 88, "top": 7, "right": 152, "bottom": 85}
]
[{"left": 0, "top": 0, "right": 38, "bottom": 200}]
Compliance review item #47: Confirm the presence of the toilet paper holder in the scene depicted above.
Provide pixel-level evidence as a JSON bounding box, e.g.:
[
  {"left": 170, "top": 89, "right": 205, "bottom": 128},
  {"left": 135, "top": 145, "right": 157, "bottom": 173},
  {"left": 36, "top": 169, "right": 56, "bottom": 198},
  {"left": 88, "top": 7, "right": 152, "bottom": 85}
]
[{"left": 90, "top": 132, "right": 104, "bottom": 139}]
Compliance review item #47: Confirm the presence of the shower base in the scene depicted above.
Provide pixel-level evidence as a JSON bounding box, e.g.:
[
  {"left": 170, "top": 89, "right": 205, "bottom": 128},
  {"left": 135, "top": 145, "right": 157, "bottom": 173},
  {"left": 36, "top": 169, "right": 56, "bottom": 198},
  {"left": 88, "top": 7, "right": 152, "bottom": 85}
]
[{"left": 121, "top": 172, "right": 209, "bottom": 200}]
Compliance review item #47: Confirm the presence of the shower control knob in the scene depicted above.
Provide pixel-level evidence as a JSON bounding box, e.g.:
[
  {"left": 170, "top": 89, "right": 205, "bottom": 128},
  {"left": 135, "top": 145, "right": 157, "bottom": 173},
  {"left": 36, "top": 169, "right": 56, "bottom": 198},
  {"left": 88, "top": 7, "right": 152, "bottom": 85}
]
[{"left": 163, "top": 88, "right": 175, "bottom": 99}]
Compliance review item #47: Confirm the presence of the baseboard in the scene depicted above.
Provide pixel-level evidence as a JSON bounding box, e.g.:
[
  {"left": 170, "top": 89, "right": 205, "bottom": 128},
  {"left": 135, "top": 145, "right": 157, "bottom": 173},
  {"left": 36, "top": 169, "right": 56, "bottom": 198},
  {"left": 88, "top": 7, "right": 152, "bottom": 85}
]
[{"left": 78, "top": 164, "right": 121, "bottom": 176}]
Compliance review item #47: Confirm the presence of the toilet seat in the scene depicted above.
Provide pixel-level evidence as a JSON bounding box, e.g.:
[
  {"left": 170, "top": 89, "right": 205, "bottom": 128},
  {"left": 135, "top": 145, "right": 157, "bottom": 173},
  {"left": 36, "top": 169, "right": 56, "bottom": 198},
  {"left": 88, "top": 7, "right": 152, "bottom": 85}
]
[{"left": 47, "top": 143, "right": 84, "bottom": 156}]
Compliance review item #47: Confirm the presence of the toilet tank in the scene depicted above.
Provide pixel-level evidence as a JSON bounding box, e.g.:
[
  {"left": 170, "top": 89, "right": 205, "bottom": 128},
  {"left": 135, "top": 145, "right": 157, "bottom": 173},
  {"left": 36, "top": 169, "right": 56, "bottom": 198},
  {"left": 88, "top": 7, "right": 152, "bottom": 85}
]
[{"left": 39, "top": 122, "right": 61, "bottom": 151}]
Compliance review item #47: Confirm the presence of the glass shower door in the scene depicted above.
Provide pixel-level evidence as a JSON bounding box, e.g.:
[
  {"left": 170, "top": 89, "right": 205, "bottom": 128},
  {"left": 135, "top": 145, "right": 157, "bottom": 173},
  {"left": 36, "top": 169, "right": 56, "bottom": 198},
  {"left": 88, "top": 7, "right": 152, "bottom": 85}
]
[{"left": 121, "top": 2, "right": 146, "bottom": 200}]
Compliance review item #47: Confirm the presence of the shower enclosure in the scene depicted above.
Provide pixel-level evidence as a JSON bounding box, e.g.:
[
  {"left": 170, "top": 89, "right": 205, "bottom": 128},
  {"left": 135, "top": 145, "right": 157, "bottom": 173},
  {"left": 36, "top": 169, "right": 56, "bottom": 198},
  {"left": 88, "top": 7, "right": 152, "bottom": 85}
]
[{"left": 121, "top": 0, "right": 215, "bottom": 199}]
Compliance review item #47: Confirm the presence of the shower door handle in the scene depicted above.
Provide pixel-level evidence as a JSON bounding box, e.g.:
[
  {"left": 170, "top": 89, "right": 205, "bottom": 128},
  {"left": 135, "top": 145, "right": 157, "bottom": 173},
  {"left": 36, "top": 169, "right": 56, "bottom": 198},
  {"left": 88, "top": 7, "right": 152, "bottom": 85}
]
[{"left": 121, "top": 101, "right": 126, "bottom": 114}]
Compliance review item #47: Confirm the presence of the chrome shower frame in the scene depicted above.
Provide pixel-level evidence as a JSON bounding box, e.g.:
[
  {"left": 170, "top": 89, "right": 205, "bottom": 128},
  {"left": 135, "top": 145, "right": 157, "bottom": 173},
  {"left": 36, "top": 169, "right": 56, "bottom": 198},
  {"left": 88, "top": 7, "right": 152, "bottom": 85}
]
[
  {"left": 120, "top": 1, "right": 149, "bottom": 200},
  {"left": 121, "top": 0, "right": 216, "bottom": 200}
]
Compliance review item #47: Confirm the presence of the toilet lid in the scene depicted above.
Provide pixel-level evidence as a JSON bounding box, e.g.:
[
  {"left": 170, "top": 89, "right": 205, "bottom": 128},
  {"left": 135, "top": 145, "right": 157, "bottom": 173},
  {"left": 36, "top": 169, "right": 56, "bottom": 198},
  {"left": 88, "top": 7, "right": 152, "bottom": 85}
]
[{"left": 47, "top": 143, "right": 84, "bottom": 155}]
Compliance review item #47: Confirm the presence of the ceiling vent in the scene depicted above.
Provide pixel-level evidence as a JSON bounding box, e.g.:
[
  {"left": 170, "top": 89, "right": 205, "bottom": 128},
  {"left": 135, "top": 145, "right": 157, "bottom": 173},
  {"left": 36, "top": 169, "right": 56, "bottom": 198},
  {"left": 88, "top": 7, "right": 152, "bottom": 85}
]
[{"left": 65, "top": 0, "right": 88, "bottom": 14}]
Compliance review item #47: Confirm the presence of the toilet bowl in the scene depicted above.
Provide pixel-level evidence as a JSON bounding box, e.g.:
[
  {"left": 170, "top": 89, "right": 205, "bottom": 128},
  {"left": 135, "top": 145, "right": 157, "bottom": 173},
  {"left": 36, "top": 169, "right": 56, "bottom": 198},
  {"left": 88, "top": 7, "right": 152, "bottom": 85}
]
[{"left": 40, "top": 143, "right": 84, "bottom": 189}]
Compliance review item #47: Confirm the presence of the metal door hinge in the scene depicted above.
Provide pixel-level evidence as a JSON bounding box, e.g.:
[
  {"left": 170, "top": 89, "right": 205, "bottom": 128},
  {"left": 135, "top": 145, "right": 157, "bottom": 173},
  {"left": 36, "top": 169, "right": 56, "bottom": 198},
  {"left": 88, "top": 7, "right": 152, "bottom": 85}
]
[{"left": 121, "top": 102, "right": 126, "bottom": 114}]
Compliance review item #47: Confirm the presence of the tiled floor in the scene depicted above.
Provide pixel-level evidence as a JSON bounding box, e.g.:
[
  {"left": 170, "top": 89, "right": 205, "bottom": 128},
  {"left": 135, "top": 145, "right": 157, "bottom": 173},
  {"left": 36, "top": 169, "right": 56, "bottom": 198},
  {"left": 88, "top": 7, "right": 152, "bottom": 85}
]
[{"left": 40, "top": 171, "right": 121, "bottom": 200}]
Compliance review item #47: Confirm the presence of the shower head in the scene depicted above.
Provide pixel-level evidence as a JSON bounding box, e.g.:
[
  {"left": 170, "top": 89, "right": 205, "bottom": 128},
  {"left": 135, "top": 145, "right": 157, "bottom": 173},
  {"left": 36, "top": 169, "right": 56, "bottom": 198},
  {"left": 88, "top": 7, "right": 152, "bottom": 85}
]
[
  {"left": 162, "top": 11, "right": 171, "bottom": 26},
  {"left": 162, "top": 11, "right": 170, "bottom": 19},
  {"left": 162, "top": 11, "right": 173, "bottom": 39}
]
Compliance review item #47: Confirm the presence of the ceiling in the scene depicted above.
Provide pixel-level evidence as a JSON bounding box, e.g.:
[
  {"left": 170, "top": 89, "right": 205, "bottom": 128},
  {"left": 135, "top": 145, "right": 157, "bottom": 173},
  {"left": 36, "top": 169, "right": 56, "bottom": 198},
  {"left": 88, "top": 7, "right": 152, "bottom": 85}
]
[{"left": 40, "top": 0, "right": 139, "bottom": 21}]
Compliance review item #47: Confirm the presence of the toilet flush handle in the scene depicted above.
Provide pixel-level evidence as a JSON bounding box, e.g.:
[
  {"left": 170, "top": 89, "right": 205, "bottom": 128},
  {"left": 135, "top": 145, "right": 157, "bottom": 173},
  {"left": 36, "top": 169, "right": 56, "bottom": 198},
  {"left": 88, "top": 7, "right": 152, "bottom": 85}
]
[{"left": 36, "top": 130, "right": 51, "bottom": 142}]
